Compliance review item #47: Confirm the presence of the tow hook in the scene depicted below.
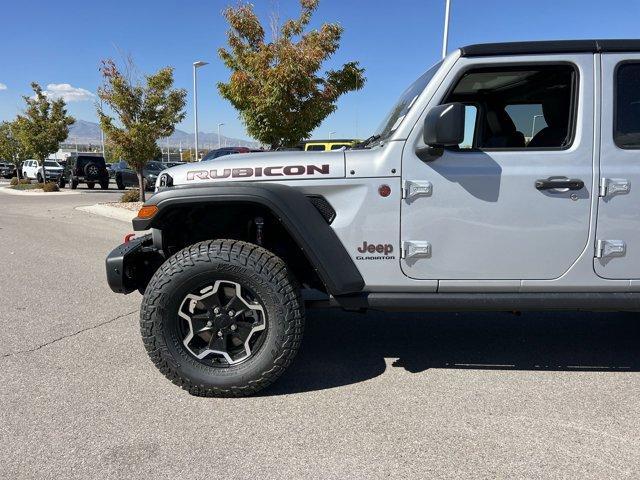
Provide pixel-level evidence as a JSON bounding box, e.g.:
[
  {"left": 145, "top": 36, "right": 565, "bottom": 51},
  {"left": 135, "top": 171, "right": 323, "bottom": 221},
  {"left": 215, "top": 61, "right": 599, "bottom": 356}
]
[{"left": 124, "top": 233, "right": 136, "bottom": 243}]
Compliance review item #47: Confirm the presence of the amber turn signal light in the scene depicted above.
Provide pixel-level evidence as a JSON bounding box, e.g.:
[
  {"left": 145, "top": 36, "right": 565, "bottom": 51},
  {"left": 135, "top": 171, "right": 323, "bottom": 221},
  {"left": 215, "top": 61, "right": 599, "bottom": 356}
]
[{"left": 137, "top": 205, "right": 158, "bottom": 219}]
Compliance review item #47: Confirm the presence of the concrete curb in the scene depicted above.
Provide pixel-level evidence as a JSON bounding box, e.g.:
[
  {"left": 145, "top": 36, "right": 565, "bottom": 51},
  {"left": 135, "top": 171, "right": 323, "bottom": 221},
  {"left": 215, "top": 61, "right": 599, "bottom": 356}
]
[
  {"left": 76, "top": 204, "right": 137, "bottom": 223},
  {"left": 0, "top": 185, "right": 83, "bottom": 196}
]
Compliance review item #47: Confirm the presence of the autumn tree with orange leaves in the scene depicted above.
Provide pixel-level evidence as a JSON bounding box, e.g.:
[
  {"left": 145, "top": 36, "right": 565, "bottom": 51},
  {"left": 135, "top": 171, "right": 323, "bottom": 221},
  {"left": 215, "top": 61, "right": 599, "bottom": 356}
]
[{"left": 218, "top": 0, "right": 365, "bottom": 149}]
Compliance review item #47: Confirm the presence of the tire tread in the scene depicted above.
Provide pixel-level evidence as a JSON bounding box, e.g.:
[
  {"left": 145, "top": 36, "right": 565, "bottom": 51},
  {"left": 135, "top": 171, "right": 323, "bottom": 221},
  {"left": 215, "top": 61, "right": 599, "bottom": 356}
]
[{"left": 140, "top": 239, "right": 304, "bottom": 397}]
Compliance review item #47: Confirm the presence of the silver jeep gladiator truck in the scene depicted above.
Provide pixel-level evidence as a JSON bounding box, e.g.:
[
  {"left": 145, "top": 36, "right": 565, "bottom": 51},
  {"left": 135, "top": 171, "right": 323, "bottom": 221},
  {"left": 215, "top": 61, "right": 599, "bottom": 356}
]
[{"left": 107, "top": 39, "right": 640, "bottom": 396}]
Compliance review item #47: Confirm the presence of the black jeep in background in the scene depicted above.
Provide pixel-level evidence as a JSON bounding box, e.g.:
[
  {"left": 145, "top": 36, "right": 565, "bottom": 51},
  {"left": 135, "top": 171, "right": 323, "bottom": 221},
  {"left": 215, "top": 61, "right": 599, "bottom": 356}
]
[
  {"left": 61, "top": 154, "right": 110, "bottom": 189},
  {"left": 0, "top": 161, "right": 15, "bottom": 179}
]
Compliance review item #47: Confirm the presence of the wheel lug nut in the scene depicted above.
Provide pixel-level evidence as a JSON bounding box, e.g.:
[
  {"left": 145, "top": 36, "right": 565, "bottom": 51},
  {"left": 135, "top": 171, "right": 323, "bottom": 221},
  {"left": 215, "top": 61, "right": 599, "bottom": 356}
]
[
  {"left": 231, "top": 324, "right": 237, "bottom": 331},
  {"left": 214, "top": 307, "right": 220, "bottom": 314},
  {"left": 217, "top": 331, "right": 223, "bottom": 337},
  {"left": 228, "top": 310, "right": 235, "bottom": 317}
]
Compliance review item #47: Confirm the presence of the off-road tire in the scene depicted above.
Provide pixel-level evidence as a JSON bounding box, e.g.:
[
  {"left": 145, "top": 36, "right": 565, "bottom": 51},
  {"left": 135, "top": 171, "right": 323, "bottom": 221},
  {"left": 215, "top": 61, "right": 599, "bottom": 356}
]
[
  {"left": 86, "top": 182, "right": 95, "bottom": 189},
  {"left": 58, "top": 177, "right": 66, "bottom": 189},
  {"left": 70, "top": 177, "right": 78, "bottom": 189},
  {"left": 37, "top": 173, "right": 43, "bottom": 183},
  {"left": 115, "top": 175, "right": 124, "bottom": 190},
  {"left": 100, "top": 180, "right": 109, "bottom": 190},
  {"left": 140, "top": 239, "right": 304, "bottom": 397}
]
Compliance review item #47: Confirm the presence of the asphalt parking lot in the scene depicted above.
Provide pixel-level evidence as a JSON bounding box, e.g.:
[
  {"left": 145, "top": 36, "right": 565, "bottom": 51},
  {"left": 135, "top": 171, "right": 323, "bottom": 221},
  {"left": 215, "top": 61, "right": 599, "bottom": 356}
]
[{"left": 1, "top": 188, "right": 640, "bottom": 479}]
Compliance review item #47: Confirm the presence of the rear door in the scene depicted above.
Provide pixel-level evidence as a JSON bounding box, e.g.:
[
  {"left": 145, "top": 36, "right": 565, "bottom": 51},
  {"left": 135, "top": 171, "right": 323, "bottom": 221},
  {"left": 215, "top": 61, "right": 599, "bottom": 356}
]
[
  {"left": 595, "top": 54, "right": 640, "bottom": 278},
  {"left": 119, "top": 161, "right": 136, "bottom": 185},
  {"left": 26, "top": 161, "right": 36, "bottom": 178}
]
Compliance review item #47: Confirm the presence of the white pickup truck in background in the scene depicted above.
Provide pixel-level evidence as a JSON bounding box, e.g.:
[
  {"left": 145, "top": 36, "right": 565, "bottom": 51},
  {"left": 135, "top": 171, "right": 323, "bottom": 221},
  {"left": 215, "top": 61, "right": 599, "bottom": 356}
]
[{"left": 21, "top": 159, "right": 64, "bottom": 182}]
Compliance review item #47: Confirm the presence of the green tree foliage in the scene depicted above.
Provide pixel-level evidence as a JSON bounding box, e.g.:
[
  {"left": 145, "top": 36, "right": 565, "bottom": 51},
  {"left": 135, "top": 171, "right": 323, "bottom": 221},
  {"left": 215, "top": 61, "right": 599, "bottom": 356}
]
[
  {"left": 13, "top": 83, "right": 75, "bottom": 181},
  {"left": 218, "top": 0, "right": 366, "bottom": 149},
  {"left": 97, "top": 59, "right": 186, "bottom": 201},
  {"left": 181, "top": 149, "right": 193, "bottom": 162},
  {"left": 0, "top": 121, "right": 29, "bottom": 178}
]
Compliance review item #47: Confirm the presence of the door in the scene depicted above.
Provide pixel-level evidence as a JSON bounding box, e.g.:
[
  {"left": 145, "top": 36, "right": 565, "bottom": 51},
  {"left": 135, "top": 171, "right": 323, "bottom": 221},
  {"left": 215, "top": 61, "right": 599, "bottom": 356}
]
[
  {"left": 595, "top": 54, "right": 640, "bottom": 279},
  {"left": 118, "top": 161, "right": 136, "bottom": 185},
  {"left": 25, "top": 161, "right": 36, "bottom": 178},
  {"left": 401, "top": 55, "right": 594, "bottom": 280}
]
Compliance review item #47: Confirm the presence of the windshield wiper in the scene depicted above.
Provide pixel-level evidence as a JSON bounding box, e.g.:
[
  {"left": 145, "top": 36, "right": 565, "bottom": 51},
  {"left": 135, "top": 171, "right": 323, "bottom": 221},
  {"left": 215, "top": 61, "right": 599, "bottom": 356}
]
[{"left": 353, "top": 134, "right": 382, "bottom": 150}]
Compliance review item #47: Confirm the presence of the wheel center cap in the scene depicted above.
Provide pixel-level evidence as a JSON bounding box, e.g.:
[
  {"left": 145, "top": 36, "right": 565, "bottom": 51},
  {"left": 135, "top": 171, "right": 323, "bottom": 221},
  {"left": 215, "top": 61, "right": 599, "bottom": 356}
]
[{"left": 215, "top": 313, "right": 234, "bottom": 329}]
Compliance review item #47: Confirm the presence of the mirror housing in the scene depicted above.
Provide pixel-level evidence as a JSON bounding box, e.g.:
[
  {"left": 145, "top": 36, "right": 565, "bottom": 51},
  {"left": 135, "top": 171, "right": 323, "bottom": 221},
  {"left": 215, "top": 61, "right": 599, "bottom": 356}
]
[{"left": 423, "top": 102, "right": 465, "bottom": 147}]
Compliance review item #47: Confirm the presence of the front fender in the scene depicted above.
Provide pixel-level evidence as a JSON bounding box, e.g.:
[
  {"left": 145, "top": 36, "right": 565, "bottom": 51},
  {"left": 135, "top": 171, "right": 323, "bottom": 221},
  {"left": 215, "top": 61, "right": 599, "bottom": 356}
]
[{"left": 131, "top": 183, "right": 364, "bottom": 296}]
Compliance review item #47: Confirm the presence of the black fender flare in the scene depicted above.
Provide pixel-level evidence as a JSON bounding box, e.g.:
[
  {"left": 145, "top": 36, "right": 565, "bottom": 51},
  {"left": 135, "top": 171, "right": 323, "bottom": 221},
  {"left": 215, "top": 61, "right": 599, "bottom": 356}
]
[{"left": 132, "top": 183, "right": 365, "bottom": 296}]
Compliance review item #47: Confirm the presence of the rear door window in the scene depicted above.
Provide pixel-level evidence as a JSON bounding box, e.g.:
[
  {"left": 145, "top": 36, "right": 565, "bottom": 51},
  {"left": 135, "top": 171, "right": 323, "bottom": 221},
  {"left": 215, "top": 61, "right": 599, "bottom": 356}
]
[
  {"left": 77, "top": 156, "right": 106, "bottom": 167},
  {"left": 614, "top": 62, "right": 640, "bottom": 148}
]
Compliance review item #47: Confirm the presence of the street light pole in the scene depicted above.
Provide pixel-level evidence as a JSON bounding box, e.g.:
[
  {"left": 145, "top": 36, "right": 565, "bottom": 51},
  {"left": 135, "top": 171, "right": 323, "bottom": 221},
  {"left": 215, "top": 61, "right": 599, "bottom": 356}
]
[
  {"left": 442, "top": 0, "right": 452, "bottom": 59},
  {"left": 192, "top": 60, "right": 209, "bottom": 161},
  {"left": 531, "top": 114, "right": 544, "bottom": 140},
  {"left": 218, "top": 123, "right": 225, "bottom": 149}
]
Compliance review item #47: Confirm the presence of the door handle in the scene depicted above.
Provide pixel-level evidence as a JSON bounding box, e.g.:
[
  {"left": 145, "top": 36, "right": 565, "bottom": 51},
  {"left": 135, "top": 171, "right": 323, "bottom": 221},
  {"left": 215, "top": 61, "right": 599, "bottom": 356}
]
[{"left": 535, "top": 178, "right": 584, "bottom": 191}]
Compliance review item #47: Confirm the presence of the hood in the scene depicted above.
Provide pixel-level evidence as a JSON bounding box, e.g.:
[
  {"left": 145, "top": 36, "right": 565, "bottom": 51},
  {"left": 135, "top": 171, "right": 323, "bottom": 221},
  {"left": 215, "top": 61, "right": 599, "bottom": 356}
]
[{"left": 157, "top": 150, "right": 345, "bottom": 188}]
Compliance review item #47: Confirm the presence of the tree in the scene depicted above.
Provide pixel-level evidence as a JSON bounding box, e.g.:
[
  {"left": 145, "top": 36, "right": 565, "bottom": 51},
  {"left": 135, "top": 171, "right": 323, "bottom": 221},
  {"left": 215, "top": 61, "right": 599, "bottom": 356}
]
[
  {"left": 13, "top": 83, "right": 75, "bottom": 182},
  {"left": 218, "top": 0, "right": 366, "bottom": 149},
  {"left": 0, "top": 121, "right": 29, "bottom": 178},
  {"left": 181, "top": 148, "right": 193, "bottom": 162},
  {"left": 97, "top": 59, "right": 187, "bottom": 201}
]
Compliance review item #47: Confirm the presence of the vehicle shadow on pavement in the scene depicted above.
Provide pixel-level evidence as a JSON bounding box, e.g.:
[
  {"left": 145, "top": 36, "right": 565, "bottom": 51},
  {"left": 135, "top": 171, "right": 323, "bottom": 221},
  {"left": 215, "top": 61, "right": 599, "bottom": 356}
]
[{"left": 263, "top": 310, "right": 640, "bottom": 396}]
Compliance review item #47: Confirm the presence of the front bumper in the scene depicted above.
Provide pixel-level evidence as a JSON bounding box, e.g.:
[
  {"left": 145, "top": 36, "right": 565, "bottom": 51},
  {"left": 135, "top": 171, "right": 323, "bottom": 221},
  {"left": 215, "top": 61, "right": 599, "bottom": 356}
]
[{"left": 105, "top": 234, "right": 165, "bottom": 294}]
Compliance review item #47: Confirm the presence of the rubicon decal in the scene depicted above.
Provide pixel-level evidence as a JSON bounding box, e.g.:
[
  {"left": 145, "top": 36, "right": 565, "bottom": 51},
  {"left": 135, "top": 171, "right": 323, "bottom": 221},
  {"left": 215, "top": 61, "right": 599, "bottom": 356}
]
[
  {"left": 356, "top": 241, "right": 395, "bottom": 261},
  {"left": 186, "top": 164, "right": 330, "bottom": 181}
]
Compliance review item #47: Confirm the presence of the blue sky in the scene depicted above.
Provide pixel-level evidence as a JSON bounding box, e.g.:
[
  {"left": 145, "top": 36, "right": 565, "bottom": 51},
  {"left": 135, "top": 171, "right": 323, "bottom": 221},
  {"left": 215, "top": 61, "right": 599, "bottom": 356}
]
[{"left": 1, "top": 0, "right": 640, "bottom": 141}]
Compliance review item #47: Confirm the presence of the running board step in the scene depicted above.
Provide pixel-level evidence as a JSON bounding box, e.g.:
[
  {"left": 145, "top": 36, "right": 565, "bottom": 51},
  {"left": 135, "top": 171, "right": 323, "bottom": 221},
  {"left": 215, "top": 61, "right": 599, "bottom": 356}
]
[{"left": 326, "top": 292, "right": 640, "bottom": 312}]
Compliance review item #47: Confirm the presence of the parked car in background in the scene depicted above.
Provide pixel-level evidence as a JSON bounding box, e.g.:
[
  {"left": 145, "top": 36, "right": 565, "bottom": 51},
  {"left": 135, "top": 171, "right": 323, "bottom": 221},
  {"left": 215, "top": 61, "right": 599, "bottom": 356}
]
[
  {"left": 112, "top": 160, "right": 167, "bottom": 190},
  {"left": 201, "top": 147, "right": 262, "bottom": 161},
  {"left": 300, "top": 139, "right": 358, "bottom": 151},
  {"left": 61, "top": 153, "right": 110, "bottom": 189},
  {"left": 105, "top": 162, "right": 115, "bottom": 178},
  {"left": 0, "top": 161, "right": 15, "bottom": 179},
  {"left": 166, "top": 161, "right": 186, "bottom": 168},
  {"left": 22, "top": 159, "right": 64, "bottom": 182}
]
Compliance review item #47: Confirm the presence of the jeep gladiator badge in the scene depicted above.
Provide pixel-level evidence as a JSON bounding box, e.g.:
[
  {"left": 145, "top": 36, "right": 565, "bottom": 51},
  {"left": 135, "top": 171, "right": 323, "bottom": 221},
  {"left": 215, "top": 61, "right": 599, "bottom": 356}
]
[{"left": 356, "top": 241, "right": 395, "bottom": 260}]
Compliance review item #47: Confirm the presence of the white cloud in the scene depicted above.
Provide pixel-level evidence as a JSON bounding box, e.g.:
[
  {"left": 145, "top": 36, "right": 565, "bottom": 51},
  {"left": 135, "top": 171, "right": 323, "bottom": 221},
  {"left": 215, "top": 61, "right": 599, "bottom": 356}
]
[
  {"left": 42, "top": 83, "right": 95, "bottom": 102},
  {"left": 0, "top": 83, "right": 7, "bottom": 91}
]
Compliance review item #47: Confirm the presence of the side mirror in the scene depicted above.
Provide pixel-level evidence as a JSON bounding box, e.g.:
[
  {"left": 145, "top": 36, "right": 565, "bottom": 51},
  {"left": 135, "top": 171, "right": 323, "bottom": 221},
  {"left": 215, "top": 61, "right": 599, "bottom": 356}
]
[{"left": 423, "top": 102, "right": 465, "bottom": 147}]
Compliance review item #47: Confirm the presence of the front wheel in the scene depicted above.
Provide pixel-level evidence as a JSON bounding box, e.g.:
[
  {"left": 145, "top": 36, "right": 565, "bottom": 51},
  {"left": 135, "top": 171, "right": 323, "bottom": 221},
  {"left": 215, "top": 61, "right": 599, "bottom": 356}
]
[{"left": 140, "top": 239, "right": 304, "bottom": 397}]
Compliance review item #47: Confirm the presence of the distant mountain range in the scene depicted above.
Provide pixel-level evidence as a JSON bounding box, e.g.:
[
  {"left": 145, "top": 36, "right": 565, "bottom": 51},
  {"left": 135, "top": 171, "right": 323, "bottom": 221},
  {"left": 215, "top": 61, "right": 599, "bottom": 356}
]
[{"left": 66, "top": 119, "right": 260, "bottom": 149}]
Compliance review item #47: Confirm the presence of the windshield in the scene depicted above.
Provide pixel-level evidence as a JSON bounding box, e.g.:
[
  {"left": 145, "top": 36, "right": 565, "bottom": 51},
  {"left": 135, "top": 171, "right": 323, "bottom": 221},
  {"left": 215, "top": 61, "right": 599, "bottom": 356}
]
[
  {"left": 77, "top": 156, "right": 106, "bottom": 167},
  {"left": 373, "top": 61, "right": 443, "bottom": 142},
  {"left": 44, "top": 160, "right": 61, "bottom": 167}
]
